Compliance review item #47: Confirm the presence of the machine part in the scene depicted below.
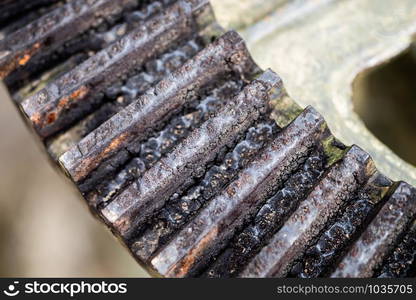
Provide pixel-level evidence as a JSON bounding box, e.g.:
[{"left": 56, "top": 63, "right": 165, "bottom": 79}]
[{"left": 1, "top": 0, "right": 416, "bottom": 278}]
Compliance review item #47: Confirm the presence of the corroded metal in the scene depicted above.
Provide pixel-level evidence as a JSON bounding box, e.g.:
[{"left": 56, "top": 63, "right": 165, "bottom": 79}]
[
  {"left": 0, "top": 0, "right": 136, "bottom": 80},
  {"left": 376, "top": 220, "right": 416, "bottom": 278},
  {"left": 101, "top": 69, "right": 278, "bottom": 240},
  {"left": 132, "top": 118, "right": 280, "bottom": 262},
  {"left": 47, "top": 38, "right": 205, "bottom": 159},
  {"left": 59, "top": 30, "right": 256, "bottom": 186},
  {"left": 331, "top": 182, "right": 416, "bottom": 278},
  {"left": 204, "top": 150, "right": 328, "bottom": 277},
  {"left": 1, "top": 0, "right": 416, "bottom": 279},
  {"left": 151, "top": 106, "right": 326, "bottom": 277},
  {"left": 241, "top": 146, "right": 376, "bottom": 277},
  {"left": 289, "top": 172, "right": 393, "bottom": 278},
  {"left": 20, "top": 0, "right": 209, "bottom": 138}
]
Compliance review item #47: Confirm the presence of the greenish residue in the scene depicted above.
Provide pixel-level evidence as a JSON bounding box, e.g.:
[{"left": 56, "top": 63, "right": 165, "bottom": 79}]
[
  {"left": 270, "top": 89, "right": 303, "bottom": 128},
  {"left": 366, "top": 172, "right": 394, "bottom": 205},
  {"left": 370, "top": 182, "right": 392, "bottom": 204},
  {"left": 321, "top": 135, "right": 347, "bottom": 167}
]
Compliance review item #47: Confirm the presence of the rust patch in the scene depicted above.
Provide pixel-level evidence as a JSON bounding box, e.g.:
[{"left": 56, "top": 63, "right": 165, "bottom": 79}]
[
  {"left": 102, "top": 132, "right": 129, "bottom": 157},
  {"left": 34, "top": 85, "right": 89, "bottom": 128},
  {"left": 73, "top": 132, "right": 129, "bottom": 183},
  {"left": 0, "top": 60, "right": 18, "bottom": 80},
  {"left": 46, "top": 112, "right": 57, "bottom": 124},
  {"left": 18, "top": 54, "right": 31, "bottom": 66},
  {"left": 57, "top": 96, "right": 70, "bottom": 110},
  {"left": 0, "top": 42, "right": 41, "bottom": 79},
  {"left": 30, "top": 112, "right": 42, "bottom": 125},
  {"left": 69, "top": 86, "right": 89, "bottom": 101},
  {"left": 59, "top": 85, "right": 90, "bottom": 110},
  {"left": 20, "top": 43, "right": 41, "bottom": 67},
  {"left": 168, "top": 227, "right": 219, "bottom": 278}
]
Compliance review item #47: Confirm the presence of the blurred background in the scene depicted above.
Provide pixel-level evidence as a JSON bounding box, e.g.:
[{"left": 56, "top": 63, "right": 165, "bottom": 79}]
[
  {"left": 0, "top": 84, "right": 148, "bottom": 277},
  {"left": 1, "top": 0, "right": 416, "bottom": 277}
]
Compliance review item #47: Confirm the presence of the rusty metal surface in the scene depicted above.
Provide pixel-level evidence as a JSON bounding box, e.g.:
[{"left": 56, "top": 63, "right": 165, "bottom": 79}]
[
  {"left": 0, "top": 0, "right": 136, "bottom": 80},
  {"left": 332, "top": 182, "right": 416, "bottom": 278},
  {"left": 376, "top": 219, "right": 416, "bottom": 278},
  {"left": 132, "top": 117, "right": 280, "bottom": 263},
  {"left": 1, "top": 0, "right": 416, "bottom": 278},
  {"left": 241, "top": 146, "right": 375, "bottom": 277},
  {"left": 289, "top": 172, "right": 393, "bottom": 278},
  {"left": 204, "top": 149, "right": 328, "bottom": 277},
  {"left": 150, "top": 106, "right": 325, "bottom": 277},
  {"left": 101, "top": 67, "right": 272, "bottom": 239},
  {"left": 20, "top": 0, "right": 208, "bottom": 138},
  {"left": 59, "top": 30, "right": 254, "bottom": 186}
]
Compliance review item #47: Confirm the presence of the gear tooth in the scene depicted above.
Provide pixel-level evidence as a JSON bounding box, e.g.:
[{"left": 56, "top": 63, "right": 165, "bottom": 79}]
[{"left": 332, "top": 182, "right": 416, "bottom": 278}]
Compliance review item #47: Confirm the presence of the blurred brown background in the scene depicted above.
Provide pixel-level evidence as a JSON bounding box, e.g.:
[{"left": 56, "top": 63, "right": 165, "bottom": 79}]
[{"left": 0, "top": 83, "right": 148, "bottom": 277}]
